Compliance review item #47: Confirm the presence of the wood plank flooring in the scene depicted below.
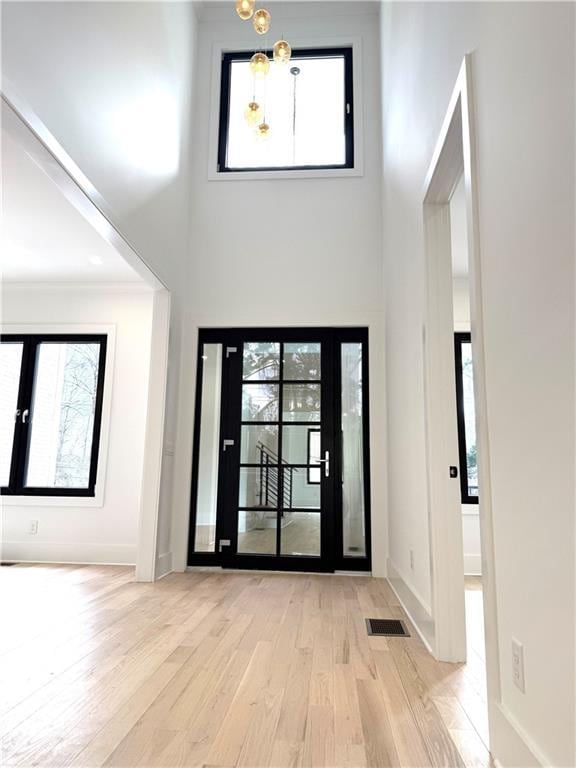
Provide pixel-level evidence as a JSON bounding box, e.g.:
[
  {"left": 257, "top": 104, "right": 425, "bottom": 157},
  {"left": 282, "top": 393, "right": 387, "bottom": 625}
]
[{"left": 0, "top": 565, "right": 492, "bottom": 768}]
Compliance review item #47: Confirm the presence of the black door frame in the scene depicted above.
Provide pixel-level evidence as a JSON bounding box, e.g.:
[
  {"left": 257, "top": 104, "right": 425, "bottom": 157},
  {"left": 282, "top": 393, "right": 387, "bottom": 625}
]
[{"left": 187, "top": 327, "right": 371, "bottom": 573}]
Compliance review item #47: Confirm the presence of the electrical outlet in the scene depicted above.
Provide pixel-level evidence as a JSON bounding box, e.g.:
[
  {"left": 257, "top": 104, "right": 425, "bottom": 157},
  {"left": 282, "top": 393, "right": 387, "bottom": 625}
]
[
  {"left": 409, "top": 550, "right": 415, "bottom": 570},
  {"left": 512, "top": 638, "right": 525, "bottom": 693},
  {"left": 28, "top": 520, "right": 38, "bottom": 536}
]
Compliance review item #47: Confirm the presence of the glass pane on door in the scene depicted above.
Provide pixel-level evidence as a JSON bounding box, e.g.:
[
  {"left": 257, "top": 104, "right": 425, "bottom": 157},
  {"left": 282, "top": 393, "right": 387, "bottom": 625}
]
[
  {"left": 280, "top": 512, "right": 320, "bottom": 556},
  {"left": 237, "top": 339, "right": 323, "bottom": 560},
  {"left": 283, "top": 342, "right": 321, "bottom": 381},
  {"left": 0, "top": 343, "right": 23, "bottom": 486},
  {"left": 341, "top": 342, "right": 367, "bottom": 557},
  {"left": 237, "top": 510, "right": 277, "bottom": 554}
]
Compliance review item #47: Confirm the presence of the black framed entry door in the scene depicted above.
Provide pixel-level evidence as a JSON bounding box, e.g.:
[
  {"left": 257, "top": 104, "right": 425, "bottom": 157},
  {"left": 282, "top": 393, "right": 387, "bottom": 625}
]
[{"left": 188, "top": 328, "right": 371, "bottom": 573}]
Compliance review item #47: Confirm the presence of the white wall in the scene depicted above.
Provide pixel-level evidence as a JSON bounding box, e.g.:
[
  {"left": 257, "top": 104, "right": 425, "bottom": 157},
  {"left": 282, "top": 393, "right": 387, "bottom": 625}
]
[
  {"left": 179, "top": 1, "right": 386, "bottom": 573},
  {"left": 1, "top": 1, "right": 386, "bottom": 577},
  {"left": 1, "top": 0, "right": 198, "bottom": 577},
  {"left": 0, "top": 285, "right": 154, "bottom": 564},
  {"left": 381, "top": 3, "right": 575, "bottom": 765}
]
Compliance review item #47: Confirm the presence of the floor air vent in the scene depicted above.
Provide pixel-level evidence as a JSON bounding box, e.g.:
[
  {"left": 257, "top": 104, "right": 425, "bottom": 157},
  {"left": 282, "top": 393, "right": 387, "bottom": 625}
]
[{"left": 366, "top": 618, "right": 410, "bottom": 637}]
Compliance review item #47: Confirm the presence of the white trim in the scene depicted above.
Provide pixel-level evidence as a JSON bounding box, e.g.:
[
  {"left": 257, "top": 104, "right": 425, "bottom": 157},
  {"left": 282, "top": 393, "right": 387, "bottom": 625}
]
[
  {"left": 206, "top": 35, "right": 365, "bottom": 181},
  {"left": 0, "top": 322, "right": 116, "bottom": 508},
  {"left": 422, "top": 54, "right": 503, "bottom": 759},
  {"left": 0, "top": 542, "right": 136, "bottom": 565},
  {"left": 1, "top": 282, "right": 153, "bottom": 294},
  {"left": 135, "top": 290, "right": 171, "bottom": 582},
  {"left": 386, "top": 558, "right": 435, "bottom": 653},
  {"left": 492, "top": 702, "right": 551, "bottom": 768},
  {"left": 155, "top": 551, "right": 173, "bottom": 579}
]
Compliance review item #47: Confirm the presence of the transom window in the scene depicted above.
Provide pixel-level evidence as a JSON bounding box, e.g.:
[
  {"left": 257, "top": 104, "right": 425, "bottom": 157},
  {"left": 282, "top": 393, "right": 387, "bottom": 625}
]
[
  {"left": 0, "top": 335, "right": 107, "bottom": 497},
  {"left": 218, "top": 47, "right": 354, "bottom": 172}
]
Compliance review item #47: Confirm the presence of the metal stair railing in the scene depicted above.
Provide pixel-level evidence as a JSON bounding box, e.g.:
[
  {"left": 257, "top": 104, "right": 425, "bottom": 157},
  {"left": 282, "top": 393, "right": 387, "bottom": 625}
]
[{"left": 257, "top": 441, "right": 293, "bottom": 511}]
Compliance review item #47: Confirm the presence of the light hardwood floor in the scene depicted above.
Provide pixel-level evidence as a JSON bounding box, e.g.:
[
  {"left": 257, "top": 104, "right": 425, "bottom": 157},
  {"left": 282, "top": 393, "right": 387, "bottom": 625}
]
[{"left": 0, "top": 564, "right": 492, "bottom": 768}]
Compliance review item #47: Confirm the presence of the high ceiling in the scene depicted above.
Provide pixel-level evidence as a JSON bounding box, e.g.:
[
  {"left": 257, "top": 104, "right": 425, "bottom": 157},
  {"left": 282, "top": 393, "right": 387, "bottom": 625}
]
[{"left": 1, "top": 132, "right": 144, "bottom": 283}]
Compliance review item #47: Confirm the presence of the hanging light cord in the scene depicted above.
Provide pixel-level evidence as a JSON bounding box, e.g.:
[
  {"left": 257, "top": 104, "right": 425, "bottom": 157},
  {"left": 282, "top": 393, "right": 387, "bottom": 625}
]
[{"left": 291, "top": 67, "right": 300, "bottom": 164}]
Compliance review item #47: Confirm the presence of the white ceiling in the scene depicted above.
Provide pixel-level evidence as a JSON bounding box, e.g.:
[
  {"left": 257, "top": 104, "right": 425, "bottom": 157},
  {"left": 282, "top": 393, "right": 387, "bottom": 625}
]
[{"left": 1, "top": 132, "right": 144, "bottom": 283}]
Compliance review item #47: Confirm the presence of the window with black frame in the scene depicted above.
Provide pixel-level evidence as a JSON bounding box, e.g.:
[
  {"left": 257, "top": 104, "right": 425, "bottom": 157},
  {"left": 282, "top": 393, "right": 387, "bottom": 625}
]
[
  {"left": 454, "top": 332, "right": 478, "bottom": 504},
  {"left": 0, "top": 335, "right": 107, "bottom": 497},
  {"left": 218, "top": 47, "right": 354, "bottom": 172}
]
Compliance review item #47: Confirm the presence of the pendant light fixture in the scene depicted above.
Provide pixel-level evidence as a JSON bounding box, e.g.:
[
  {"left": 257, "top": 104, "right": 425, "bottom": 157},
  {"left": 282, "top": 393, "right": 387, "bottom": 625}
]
[
  {"left": 252, "top": 8, "right": 271, "bottom": 34},
  {"left": 256, "top": 121, "right": 271, "bottom": 139},
  {"left": 250, "top": 51, "right": 270, "bottom": 78},
  {"left": 273, "top": 39, "right": 291, "bottom": 65},
  {"left": 235, "top": 0, "right": 255, "bottom": 20},
  {"left": 244, "top": 100, "right": 263, "bottom": 125},
  {"left": 233, "top": 1, "right": 294, "bottom": 139}
]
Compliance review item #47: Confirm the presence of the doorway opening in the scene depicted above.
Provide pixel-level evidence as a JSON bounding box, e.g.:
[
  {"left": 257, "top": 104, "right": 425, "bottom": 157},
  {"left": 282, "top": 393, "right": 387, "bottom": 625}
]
[
  {"left": 450, "top": 173, "right": 489, "bottom": 747},
  {"left": 187, "top": 328, "right": 371, "bottom": 573},
  {"left": 422, "top": 56, "right": 497, "bottom": 754}
]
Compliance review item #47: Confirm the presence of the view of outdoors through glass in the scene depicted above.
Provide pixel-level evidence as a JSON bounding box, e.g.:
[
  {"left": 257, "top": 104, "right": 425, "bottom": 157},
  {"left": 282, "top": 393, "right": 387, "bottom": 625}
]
[
  {"left": 461, "top": 341, "right": 478, "bottom": 497},
  {"left": 25, "top": 343, "right": 100, "bottom": 489},
  {"left": 227, "top": 55, "right": 346, "bottom": 169}
]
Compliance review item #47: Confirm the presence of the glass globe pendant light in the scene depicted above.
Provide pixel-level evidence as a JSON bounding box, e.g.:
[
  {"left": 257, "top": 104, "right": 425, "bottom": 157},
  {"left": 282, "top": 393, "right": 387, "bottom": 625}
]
[
  {"left": 250, "top": 51, "right": 270, "bottom": 78},
  {"left": 253, "top": 8, "right": 271, "bottom": 35},
  {"left": 244, "top": 101, "right": 262, "bottom": 125},
  {"left": 273, "top": 39, "right": 291, "bottom": 65},
  {"left": 256, "top": 120, "right": 270, "bottom": 139},
  {"left": 235, "top": 0, "right": 255, "bottom": 20}
]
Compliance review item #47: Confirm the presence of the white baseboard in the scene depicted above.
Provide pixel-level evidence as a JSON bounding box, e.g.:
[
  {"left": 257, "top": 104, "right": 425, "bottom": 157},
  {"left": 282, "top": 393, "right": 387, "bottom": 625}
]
[
  {"left": 491, "top": 701, "right": 549, "bottom": 767},
  {"left": 155, "top": 551, "right": 173, "bottom": 579},
  {"left": 464, "top": 553, "right": 482, "bottom": 575},
  {"left": 1, "top": 541, "right": 136, "bottom": 565},
  {"left": 386, "top": 558, "right": 435, "bottom": 652}
]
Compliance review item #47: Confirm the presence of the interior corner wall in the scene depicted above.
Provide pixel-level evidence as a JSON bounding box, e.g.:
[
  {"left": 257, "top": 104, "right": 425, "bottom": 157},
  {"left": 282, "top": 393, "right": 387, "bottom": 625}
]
[
  {"left": 0, "top": 286, "right": 154, "bottom": 565},
  {"left": 380, "top": 2, "right": 575, "bottom": 765},
  {"left": 1, "top": 0, "right": 199, "bottom": 576}
]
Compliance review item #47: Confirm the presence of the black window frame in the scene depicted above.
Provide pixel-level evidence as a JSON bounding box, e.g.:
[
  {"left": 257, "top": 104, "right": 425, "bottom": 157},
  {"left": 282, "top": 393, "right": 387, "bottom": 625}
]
[
  {"left": 0, "top": 334, "right": 107, "bottom": 498},
  {"left": 306, "top": 428, "right": 321, "bottom": 485},
  {"left": 217, "top": 47, "right": 355, "bottom": 173},
  {"left": 454, "top": 332, "right": 479, "bottom": 505}
]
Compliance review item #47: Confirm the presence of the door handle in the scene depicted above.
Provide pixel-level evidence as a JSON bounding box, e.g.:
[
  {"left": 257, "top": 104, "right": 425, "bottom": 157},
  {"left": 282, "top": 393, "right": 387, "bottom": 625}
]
[{"left": 317, "top": 451, "right": 330, "bottom": 477}]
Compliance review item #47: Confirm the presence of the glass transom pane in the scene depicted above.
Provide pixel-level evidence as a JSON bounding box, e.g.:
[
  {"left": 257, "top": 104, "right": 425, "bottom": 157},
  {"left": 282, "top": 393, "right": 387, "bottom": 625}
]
[{"left": 226, "top": 55, "right": 347, "bottom": 170}]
